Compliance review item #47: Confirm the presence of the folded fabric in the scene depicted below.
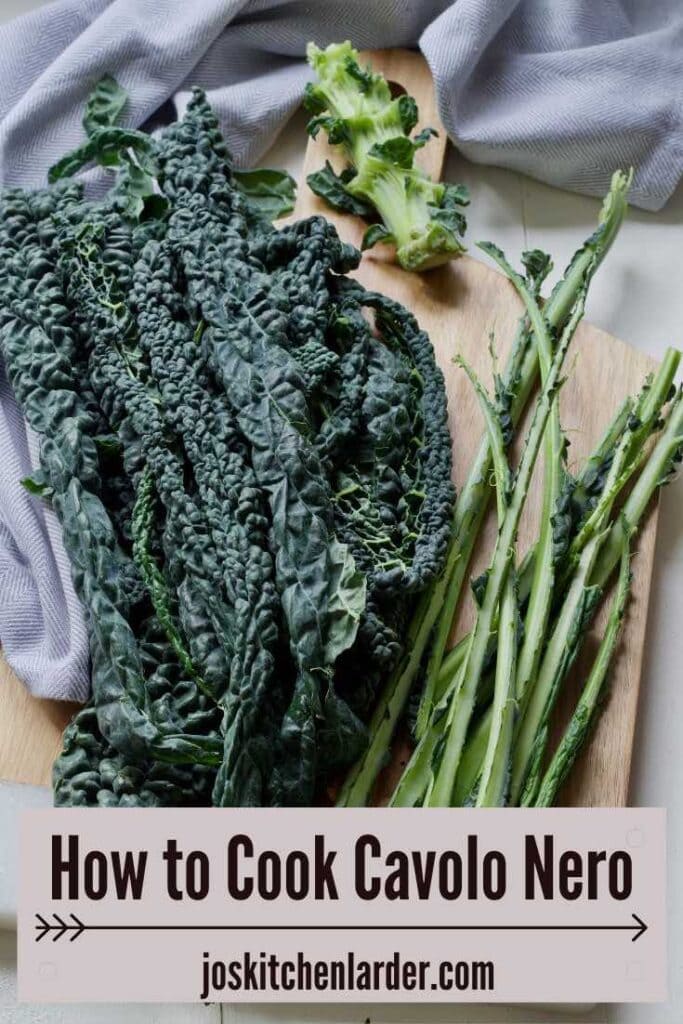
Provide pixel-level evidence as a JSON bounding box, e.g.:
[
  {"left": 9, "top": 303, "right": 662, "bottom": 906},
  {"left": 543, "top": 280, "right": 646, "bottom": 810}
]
[
  {"left": 0, "top": 0, "right": 681, "bottom": 701},
  {"left": 0, "top": 365, "right": 90, "bottom": 700}
]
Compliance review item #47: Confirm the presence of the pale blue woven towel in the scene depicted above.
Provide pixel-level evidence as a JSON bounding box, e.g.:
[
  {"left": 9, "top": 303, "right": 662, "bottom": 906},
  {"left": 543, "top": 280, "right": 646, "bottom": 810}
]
[{"left": 0, "top": 0, "right": 681, "bottom": 701}]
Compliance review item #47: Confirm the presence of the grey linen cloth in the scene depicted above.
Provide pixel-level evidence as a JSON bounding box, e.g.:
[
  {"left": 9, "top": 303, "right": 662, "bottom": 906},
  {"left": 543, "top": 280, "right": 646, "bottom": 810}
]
[{"left": 0, "top": 0, "right": 681, "bottom": 701}]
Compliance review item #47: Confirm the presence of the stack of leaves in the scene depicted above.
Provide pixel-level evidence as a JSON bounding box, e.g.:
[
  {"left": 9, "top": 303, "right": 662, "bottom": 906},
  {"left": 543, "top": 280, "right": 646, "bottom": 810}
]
[
  {"left": 0, "top": 79, "right": 455, "bottom": 807},
  {"left": 338, "top": 170, "right": 683, "bottom": 808}
]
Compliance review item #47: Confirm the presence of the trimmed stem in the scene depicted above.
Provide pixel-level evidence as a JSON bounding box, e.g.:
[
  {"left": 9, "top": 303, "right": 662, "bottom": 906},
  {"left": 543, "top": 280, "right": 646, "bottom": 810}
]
[
  {"left": 480, "top": 242, "right": 566, "bottom": 709},
  {"left": 339, "top": 171, "right": 633, "bottom": 808},
  {"left": 592, "top": 386, "right": 683, "bottom": 589},
  {"left": 416, "top": 171, "right": 633, "bottom": 736},
  {"left": 534, "top": 535, "right": 632, "bottom": 807},
  {"left": 426, "top": 288, "right": 590, "bottom": 807},
  {"left": 511, "top": 532, "right": 606, "bottom": 805}
]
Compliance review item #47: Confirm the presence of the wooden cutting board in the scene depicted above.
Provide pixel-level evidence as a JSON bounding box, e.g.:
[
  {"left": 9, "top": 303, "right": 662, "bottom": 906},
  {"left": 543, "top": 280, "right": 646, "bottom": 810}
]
[{"left": 0, "top": 50, "right": 659, "bottom": 805}]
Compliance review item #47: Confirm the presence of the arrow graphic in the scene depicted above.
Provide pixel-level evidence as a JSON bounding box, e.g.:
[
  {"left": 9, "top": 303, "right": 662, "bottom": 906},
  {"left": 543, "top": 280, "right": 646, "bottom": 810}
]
[
  {"left": 35, "top": 913, "right": 86, "bottom": 943},
  {"left": 34, "top": 912, "right": 648, "bottom": 943},
  {"left": 630, "top": 914, "right": 648, "bottom": 942}
]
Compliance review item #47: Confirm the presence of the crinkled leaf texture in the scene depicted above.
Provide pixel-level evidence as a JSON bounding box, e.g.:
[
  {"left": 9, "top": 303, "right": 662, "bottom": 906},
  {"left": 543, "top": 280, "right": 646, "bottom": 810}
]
[
  {"left": 324, "top": 538, "right": 367, "bottom": 665},
  {"left": 0, "top": 83, "right": 454, "bottom": 808}
]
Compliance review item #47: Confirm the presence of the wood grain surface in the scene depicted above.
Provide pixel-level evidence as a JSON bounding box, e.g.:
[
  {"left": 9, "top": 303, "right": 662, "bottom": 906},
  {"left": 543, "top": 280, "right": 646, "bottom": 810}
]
[
  {"left": 0, "top": 49, "right": 659, "bottom": 805},
  {"left": 0, "top": 657, "right": 77, "bottom": 786}
]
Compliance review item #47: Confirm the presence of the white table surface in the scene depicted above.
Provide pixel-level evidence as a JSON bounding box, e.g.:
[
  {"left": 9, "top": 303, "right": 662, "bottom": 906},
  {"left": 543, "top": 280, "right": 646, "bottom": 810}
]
[{"left": 1, "top": 2, "right": 681, "bottom": 1022}]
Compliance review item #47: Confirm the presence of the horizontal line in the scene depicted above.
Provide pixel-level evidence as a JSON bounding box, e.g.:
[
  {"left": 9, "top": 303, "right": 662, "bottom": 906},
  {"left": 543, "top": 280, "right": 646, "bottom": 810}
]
[{"left": 77, "top": 924, "right": 637, "bottom": 932}]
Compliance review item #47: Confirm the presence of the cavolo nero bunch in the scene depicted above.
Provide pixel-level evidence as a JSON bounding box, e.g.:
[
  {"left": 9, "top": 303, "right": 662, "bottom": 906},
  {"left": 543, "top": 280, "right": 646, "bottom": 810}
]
[
  {"left": 305, "top": 42, "right": 469, "bottom": 272},
  {"left": 0, "top": 79, "right": 455, "bottom": 807}
]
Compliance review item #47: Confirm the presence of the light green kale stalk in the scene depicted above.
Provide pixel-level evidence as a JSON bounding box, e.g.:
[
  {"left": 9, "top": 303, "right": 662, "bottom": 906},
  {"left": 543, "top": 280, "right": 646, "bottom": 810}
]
[{"left": 305, "top": 41, "right": 468, "bottom": 272}]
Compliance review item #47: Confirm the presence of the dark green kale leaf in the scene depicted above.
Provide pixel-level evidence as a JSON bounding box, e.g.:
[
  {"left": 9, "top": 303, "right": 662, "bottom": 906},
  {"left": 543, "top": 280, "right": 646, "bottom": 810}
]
[
  {"left": 307, "top": 161, "right": 375, "bottom": 218},
  {"left": 82, "top": 75, "right": 128, "bottom": 135},
  {"left": 232, "top": 168, "right": 297, "bottom": 221}
]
